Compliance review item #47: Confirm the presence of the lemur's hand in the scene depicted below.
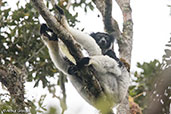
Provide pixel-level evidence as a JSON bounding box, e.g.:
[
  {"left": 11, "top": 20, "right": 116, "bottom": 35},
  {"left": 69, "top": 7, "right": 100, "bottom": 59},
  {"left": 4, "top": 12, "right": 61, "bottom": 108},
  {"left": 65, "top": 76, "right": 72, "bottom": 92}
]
[{"left": 68, "top": 65, "right": 79, "bottom": 75}]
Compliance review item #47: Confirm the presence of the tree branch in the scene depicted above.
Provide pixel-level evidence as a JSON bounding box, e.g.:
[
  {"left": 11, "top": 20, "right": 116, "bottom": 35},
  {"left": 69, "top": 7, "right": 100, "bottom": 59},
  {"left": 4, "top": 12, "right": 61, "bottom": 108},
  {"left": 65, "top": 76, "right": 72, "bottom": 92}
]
[
  {"left": 115, "top": 0, "right": 133, "bottom": 64},
  {"left": 31, "top": 0, "right": 82, "bottom": 61},
  {"left": 144, "top": 67, "right": 171, "bottom": 114},
  {"left": 93, "top": 0, "right": 121, "bottom": 42},
  {"left": 0, "top": 65, "right": 26, "bottom": 113}
]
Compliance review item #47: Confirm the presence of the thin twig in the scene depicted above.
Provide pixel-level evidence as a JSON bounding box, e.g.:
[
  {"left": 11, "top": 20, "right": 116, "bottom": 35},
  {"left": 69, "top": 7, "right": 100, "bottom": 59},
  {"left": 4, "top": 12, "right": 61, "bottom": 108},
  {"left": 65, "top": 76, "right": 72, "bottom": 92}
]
[{"left": 27, "top": 45, "right": 45, "bottom": 62}]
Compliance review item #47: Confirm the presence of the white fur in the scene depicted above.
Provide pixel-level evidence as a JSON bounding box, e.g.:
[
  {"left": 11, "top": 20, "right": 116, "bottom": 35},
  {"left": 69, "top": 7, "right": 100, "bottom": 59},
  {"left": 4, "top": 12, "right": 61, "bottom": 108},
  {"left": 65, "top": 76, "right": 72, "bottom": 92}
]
[
  {"left": 90, "top": 55, "right": 121, "bottom": 76},
  {"left": 62, "top": 17, "right": 102, "bottom": 56},
  {"left": 87, "top": 55, "right": 130, "bottom": 104},
  {"left": 41, "top": 35, "right": 69, "bottom": 74}
]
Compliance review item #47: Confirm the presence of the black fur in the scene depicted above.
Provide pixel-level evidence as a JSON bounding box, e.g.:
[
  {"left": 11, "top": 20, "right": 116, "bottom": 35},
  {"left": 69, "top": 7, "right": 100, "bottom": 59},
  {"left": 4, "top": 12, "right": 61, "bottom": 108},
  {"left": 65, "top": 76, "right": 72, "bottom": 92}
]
[
  {"left": 68, "top": 57, "right": 90, "bottom": 75},
  {"left": 68, "top": 65, "right": 78, "bottom": 75},
  {"left": 76, "top": 57, "right": 90, "bottom": 68},
  {"left": 40, "top": 24, "right": 58, "bottom": 41},
  {"left": 40, "top": 24, "right": 49, "bottom": 34},
  {"left": 55, "top": 5, "right": 64, "bottom": 15},
  {"left": 104, "top": 50, "right": 123, "bottom": 67},
  {"left": 90, "top": 32, "right": 114, "bottom": 52}
]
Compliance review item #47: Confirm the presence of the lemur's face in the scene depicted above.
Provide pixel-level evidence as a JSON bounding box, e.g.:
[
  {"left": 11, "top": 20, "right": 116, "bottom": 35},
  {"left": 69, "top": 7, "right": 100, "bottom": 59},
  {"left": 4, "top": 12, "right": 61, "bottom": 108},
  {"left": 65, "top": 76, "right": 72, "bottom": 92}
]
[{"left": 90, "top": 32, "right": 114, "bottom": 50}]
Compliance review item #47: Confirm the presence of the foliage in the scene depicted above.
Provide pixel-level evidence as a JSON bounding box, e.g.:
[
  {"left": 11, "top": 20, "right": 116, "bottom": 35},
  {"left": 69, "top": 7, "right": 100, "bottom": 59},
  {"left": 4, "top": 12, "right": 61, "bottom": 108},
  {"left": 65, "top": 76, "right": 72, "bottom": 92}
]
[
  {"left": 45, "top": 106, "right": 59, "bottom": 114},
  {"left": 163, "top": 38, "right": 171, "bottom": 68},
  {"left": 0, "top": 0, "right": 58, "bottom": 113},
  {"left": 56, "top": 0, "right": 95, "bottom": 27},
  {"left": 71, "top": 0, "right": 94, "bottom": 12},
  {"left": 129, "top": 60, "right": 162, "bottom": 109},
  {"left": 129, "top": 38, "right": 171, "bottom": 113},
  {"left": 0, "top": 0, "right": 51, "bottom": 86},
  {"left": 0, "top": 0, "right": 94, "bottom": 87},
  {"left": 28, "top": 95, "right": 47, "bottom": 114}
]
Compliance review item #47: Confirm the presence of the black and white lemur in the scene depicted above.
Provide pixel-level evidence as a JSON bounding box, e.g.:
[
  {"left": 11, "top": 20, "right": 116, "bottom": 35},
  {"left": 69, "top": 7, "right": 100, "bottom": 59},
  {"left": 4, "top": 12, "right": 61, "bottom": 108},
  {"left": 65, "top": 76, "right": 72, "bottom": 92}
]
[
  {"left": 40, "top": 5, "right": 130, "bottom": 114},
  {"left": 90, "top": 32, "right": 123, "bottom": 67}
]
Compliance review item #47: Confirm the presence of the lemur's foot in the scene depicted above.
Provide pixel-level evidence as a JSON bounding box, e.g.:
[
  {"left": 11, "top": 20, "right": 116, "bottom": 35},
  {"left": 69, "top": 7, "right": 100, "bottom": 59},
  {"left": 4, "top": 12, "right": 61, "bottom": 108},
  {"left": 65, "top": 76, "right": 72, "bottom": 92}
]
[
  {"left": 68, "top": 65, "right": 79, "bottom": 75},
  {"left": 68, "top": 57, "right": 90, "bottom": 75},
  {"left": 76, "top": 57, "right": 90, "bottom": 68},
  {"left": 120, "top": 58, "right": 130, "bottom": 72},
  {"left": 40, "top": 24, "right": 58, "bottom": 41}
]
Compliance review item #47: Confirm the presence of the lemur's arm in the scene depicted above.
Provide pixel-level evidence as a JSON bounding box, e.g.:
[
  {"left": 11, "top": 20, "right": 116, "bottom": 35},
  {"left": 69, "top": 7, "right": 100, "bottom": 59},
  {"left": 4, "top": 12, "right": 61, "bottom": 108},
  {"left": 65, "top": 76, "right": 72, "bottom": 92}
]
[{"left": 55, "top": 5, "right": 102, "bottom": 56}]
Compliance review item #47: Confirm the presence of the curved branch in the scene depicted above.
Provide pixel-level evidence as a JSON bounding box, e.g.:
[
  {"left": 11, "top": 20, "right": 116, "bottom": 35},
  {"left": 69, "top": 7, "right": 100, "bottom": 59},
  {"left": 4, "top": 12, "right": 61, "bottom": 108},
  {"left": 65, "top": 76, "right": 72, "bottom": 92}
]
[
  {"left": 116, "top": 0, "right": 132, "bottom": 22},
  {"left": 93, "top": 0, "right": 121, "bottom": 43},
  {"left": 144, "top": 67, "right": 171, "bottom": 114}
]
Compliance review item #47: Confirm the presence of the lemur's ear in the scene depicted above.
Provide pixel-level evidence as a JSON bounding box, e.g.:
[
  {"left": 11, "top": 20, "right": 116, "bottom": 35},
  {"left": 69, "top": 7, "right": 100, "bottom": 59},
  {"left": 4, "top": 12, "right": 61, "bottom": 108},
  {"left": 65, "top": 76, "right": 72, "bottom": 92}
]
[{"left": 90, "top": 32, "right": 96, "bottom": 38}]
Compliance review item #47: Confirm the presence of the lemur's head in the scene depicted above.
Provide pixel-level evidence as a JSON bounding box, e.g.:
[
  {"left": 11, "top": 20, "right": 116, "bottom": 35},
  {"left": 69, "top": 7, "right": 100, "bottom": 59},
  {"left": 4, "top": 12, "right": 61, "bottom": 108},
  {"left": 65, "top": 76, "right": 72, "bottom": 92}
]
[{"left": 90, "top": 32, "right": 114, "bottom": 52}]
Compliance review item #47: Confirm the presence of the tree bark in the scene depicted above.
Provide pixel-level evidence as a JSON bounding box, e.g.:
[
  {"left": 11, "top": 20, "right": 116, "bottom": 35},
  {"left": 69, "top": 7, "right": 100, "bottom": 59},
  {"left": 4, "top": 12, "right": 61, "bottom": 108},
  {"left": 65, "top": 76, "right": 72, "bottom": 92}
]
[{"left": 0, "top": 65, "right": 26, "bottom": 113}]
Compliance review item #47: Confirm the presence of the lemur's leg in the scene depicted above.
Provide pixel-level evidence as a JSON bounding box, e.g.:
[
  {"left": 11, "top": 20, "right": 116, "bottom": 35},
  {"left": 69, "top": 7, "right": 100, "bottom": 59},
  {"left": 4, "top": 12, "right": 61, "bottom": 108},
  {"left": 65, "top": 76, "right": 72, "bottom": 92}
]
[
  {"left": 40, "top": 23, "right": 58, "bottom": 41},
  {"left": 40, "top": 23, "right": 74, "bottom": 74}
]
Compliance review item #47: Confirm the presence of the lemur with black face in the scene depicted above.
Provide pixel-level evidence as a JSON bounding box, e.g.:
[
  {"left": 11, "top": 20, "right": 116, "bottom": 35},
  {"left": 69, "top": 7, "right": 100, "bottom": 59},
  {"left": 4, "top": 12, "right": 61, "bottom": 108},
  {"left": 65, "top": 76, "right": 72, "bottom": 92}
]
[
  {"left": 90, "top": 32, "right": 123, "bottom": 67},
  {"left": 90, "top": 32, "right": 114, "bottom": 54},
  {"left": 40, "top": 5, "right": 130, "bottom": 114}
]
